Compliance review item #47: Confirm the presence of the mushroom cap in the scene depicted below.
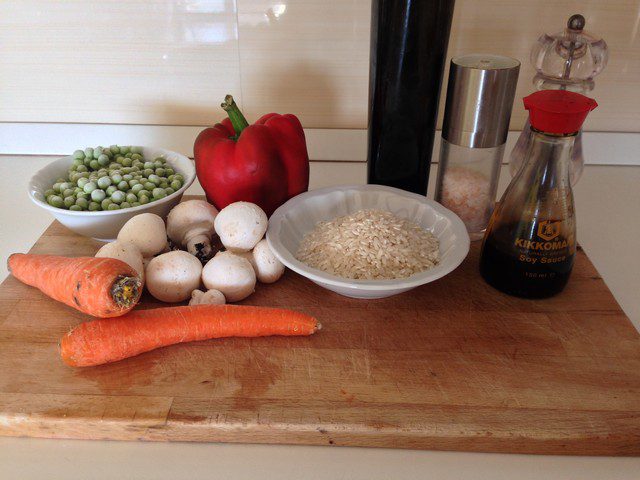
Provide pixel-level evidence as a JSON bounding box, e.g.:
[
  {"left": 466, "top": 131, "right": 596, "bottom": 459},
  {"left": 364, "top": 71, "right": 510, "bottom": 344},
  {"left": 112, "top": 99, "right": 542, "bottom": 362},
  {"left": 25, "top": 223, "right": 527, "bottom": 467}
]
[
  {"left": 146, "top": 251, "right": 202, "bottom": 302},
  {"left": 95, "top": 240, "right": 145, "bottom": 283},
  {"left": 166, "top": 200, "right": 218, "bottom": 246},
  {"left": 214, "top": 202, "right": 268, "bottom": 252},
  {"left": 201, "top": 251, "right": 256, "bottom": 302},
  {"left": 252, "top": 239, "right": 285, "bottom": 283},
  {"left": 117, "top": 213, "right": 167, "bottom": 257},
  {"left": 189, "top": 289, "right": 226, "bottom": 306}
]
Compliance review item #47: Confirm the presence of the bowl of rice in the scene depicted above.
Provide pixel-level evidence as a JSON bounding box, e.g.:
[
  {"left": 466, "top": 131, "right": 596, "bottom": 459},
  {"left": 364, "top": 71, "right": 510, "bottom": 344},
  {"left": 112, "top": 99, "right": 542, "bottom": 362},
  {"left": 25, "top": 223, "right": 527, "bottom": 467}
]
[{"left": 266, "top": 184, "right": 470, "bottom": 299}]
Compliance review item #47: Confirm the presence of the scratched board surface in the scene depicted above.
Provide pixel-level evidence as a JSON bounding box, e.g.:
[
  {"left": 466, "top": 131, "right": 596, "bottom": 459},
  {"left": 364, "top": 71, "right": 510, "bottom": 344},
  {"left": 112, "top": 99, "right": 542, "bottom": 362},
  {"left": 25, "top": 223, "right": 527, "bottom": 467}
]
[{"left": 1, "top": 215, "right": 640, "bottom": 455}]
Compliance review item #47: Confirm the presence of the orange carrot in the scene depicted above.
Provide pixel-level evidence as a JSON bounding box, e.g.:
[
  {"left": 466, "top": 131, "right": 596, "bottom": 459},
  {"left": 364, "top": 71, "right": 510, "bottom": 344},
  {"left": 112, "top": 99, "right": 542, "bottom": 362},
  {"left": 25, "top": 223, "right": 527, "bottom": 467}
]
[
  {"left": 60, "top": 304, "right": 321, "bottom": 367},
  {"left": 8, "top": 253, "right": 142, "bottom": 318}
]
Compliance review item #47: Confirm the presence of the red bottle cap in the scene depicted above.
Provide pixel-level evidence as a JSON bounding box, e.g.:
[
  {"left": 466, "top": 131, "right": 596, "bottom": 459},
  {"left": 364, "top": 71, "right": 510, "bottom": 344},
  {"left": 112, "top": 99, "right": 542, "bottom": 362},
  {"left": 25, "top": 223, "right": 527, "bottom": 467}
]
[{"left": 524, "top": 90, "right": 597, "bottom": 135}]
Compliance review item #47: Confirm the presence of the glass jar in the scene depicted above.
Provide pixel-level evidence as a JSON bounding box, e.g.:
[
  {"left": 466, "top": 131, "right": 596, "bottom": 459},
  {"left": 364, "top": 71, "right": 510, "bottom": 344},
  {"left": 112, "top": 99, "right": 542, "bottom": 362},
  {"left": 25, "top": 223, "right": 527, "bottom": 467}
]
[{"left": 435, "top": 140, "right": 503, "bottom": 241}]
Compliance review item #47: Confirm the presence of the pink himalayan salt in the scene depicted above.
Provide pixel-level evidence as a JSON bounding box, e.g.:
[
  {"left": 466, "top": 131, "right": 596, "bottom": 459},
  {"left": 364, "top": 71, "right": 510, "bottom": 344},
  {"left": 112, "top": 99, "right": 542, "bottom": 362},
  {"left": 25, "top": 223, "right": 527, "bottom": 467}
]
[{"left": 440, "top": 166, "right": 491, "bottom": 231}]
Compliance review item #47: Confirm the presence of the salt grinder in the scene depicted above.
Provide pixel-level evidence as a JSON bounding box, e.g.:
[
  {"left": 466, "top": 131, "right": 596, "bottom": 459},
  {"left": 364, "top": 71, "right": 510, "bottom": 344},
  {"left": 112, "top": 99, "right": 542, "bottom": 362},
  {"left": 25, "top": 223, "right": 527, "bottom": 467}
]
[{"left": 434, "top": 54, "right": 520, "bottom": 240}]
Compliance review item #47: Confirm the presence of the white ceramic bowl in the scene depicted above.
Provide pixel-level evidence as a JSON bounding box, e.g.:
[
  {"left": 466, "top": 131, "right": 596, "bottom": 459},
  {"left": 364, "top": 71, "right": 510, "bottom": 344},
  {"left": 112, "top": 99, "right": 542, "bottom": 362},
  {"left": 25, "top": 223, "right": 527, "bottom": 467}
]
[
  {"left": 29, "top": 147, "right": 196, "bottom": 241},
  {"left": 267, "top": 184, "right": 470, "bottom": 299}
]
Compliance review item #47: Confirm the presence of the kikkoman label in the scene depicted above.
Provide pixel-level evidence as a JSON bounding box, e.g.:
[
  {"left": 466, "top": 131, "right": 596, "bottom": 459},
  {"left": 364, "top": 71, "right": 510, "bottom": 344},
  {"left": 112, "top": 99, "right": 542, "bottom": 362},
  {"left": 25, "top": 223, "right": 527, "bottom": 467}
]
[{"left": 514, "top": 220, "right": 574, "bottom": 265}]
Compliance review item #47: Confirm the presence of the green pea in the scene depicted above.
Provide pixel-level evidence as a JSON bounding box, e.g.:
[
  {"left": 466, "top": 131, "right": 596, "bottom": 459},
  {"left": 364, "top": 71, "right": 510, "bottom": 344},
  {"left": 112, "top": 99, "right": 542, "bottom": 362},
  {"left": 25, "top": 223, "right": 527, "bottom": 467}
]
[
  {"left": 126, "top": 193, "right": 138, "bottom": 203},
  {"left": 89, "top": 160, "right": 100, "bottom": 170},
  {"left": 91, "top": 189, "right": 106, "bottom": 202},
  {"left": 131, "top": 153, "right": 142, "bottom": 161},
  {"left": 131, "top": 146, "right": 143, "bottom": 155},
  {"left": 153, "top": 160, "right": 163, "bottom": 169},
  {"left": 62, "top": 188, "right": 75, "bottom": 198},
  {"left": 97, "top": 176, "right": 111, "bottom": 189},
  {"left": 69, "top": 205, "right": 83, "bottom": 211},
  {"left": 138, "top": 194, "right": 150, "bottom": 205},
  {"left": 72, "top": 159, "right": 83, "bottom": 168},
  {"left": 143, "top": 161, "right": 154, "bottom": 170},
  {"left": 64, "top": 196, "right": 75, "bottom": 208},
  {"left": 170, "top": 180, "right": 182, "bottom": 190},
  {"left": 122, "top": 167, "right": 133, "bottom": 174},
  {"left": 142, "top": 182, "right": 154, "bottom": 191},
  {"left": 73, "top": 150, "right": 85, "bottom": 160},
  {"left": 56, "top": 177, "right": 66, "bottom": 183},
  {"left": 111, "top": 161, "right": 122, "bottom": 169},
  {"left": 165, "top": 168, "right": 175, "bottom": 176},
  {"left": 117, "top": 180, "right": 129, "bottom": 191},
  {"left": 143, "top": 168, "right": 154, "bottom": 177},
  {"left": 44, "top": 188, "right": 55, "bottom": 198},
  {"left": 125, "top": 152, "right": 133, "bottom": 158},
  {"left": 120, "top": 202, "right": 131, "bottom": 209},
  {"left": 103, "top": 149, "right": 113, "bottom": 158},
  {"left": 88, "top": 201, "right": 101, "bottom": 211},
  {"left": 152, "top": 188, "right": 166, "bottom": 199},
  {"left": 174, "top": 174, "right": 184, "bottom": 183},
  {"left": 155, "top": 167, "right": 166, "bottom": 177},
  {"left": 109, "top": 145, "right": 120, "bottom": 155},
  {"left": 52, "top": 182, "right": 62, "bottom": 193},
  {"left": 164, "top": 187, "right": 175, "bottom": 196},
  {"left": 122, "top": 174, "right": 133, "bottom": 181},
  {"left": 75, "top": 197, "right": 89, "bottom": 209},
  {"left": 159, "top": 181, "right": 168, "bottom": 189},
  {"left": 130, "top": 183, "right": 144, "bottom": 193},
  {"left": 131, "top": 201, "right": 141, "bottom": 207},
  {"left": 75, "top": 164, "right": 87, "bottom": 173},
  {"left": 111, "top": 173, "right": 123, "bottom": 183},
  {"left": 120, "top": 146, "right": 130, "bottom": 155},
  {"left": 101, "top": 198, "right": 112, "bottom": 209},
  {"left": 83, "top": 182, "right": 97, "bottom": 194},
  {"left": 98, "top": 154, "right": 110, "bottom": 166},
  {"left": 48, "top": 195, "right": 64, "bottom": 208},
  {"left": 128, "top": 179, "right": 140, "bottom": 188},
  {"left": 97, "top": 171, "right": 108, "bottom": 178},
  {"left": 106, "top": 185, "right": 117, "bottom": 196},
  {"left": 122, "top": 157, "right": 133, "bottom": 167},
  {"left": 59, "top": 182, "right": 72, "bottom": 191},
  {"left": 83, "top": 157, "right": 92, "bottom": 167},
  {"left": 78, "top": 171, "right": 90, "bottom": 179},
  {"left": 137, "top": 189, "right": 150, "bottom": 198},
  {"left": 107, "top": 203, "right": 120, "bottom": 210},
  {"left": 76, "top": 192, "right": 89, "bottom": 200},
  {"left": 84, "top": 147, "right": 94, "bottom": 159},
  {"left": 147, "top": 174, "right": 159, "bottom": 185},
  {"left": 111, "top": 190, "right": 125, "bottom": 204}
]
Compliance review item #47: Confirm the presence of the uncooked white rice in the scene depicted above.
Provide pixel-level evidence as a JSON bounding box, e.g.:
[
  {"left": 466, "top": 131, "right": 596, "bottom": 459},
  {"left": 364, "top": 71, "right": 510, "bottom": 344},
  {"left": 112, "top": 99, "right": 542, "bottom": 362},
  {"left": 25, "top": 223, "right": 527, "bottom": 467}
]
[{"left": 296, "top": 209, "right": 439, "bottom": 280}]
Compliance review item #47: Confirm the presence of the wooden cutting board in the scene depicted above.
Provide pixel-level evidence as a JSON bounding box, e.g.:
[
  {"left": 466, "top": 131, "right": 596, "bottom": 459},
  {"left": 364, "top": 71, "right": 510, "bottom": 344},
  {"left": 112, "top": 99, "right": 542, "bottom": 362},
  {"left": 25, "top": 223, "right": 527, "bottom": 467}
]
[{"left": 1, "top": 219, "right": 640, "bottom": 455}]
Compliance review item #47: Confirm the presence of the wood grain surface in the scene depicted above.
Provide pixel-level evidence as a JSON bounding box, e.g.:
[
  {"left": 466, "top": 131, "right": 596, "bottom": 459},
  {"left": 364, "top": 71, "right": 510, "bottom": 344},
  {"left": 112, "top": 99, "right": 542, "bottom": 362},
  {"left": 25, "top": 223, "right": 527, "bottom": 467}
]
[{"left": 1, "top": 220, "right": 639, "bottom": 455}]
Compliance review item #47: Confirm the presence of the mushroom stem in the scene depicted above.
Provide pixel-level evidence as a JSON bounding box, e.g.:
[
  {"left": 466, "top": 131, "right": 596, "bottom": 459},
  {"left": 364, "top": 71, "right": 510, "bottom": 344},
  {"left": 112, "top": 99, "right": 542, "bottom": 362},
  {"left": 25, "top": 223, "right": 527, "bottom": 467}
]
[{"left": 186, "top": 234, "right": 214, "bottom": 263}]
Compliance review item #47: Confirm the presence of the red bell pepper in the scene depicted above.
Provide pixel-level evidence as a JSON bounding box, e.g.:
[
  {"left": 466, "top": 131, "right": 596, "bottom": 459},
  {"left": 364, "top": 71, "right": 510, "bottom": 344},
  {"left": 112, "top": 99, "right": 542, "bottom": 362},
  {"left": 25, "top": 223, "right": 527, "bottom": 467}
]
[{"left": 194, "top": 95, "right": 309, "bottom": 216}]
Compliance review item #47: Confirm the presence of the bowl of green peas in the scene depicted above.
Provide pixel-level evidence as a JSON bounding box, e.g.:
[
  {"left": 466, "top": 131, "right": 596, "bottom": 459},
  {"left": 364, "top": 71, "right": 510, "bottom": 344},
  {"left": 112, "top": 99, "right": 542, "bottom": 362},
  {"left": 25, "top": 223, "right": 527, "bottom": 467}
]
[{"left": 29, "top": 145, "right": 195, "bottom": 241}]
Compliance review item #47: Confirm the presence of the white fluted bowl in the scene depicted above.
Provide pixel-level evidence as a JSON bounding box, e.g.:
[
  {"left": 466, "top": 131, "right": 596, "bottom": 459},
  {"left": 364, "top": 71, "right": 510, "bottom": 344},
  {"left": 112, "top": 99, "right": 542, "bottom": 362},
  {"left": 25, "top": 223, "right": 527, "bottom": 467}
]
[
  {"left": 266, "top": 185, "right": 470, "bottom": 299},
  {"left": 29, "top": 147, "right": 195, "bottom": 241}
]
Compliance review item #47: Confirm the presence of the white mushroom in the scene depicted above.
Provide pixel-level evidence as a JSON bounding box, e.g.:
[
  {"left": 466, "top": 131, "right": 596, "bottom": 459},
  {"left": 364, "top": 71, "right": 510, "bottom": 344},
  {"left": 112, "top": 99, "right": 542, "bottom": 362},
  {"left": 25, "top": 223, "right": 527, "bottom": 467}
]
[
  {"left": 189, "top": 289, "right": 226, "bottom": 306},
  {"left": 214, "top": 202, "right": 268, "bottom": 252},
  {"left": 95, "top": 240, "right": 145, "bottom": 284},
  {"left": 252, "top": 239, "right": 285, "bottom": 283},
  {"left": 145, "top": 251, "right": 202, "bottom": 303},
  {"left": 201, "top": 251, "right": 256, "bottom": 302},
  {"left": 117, "top": 213, "right": 167, "bottom": 257},
  {"left": 235, "top": 250, "right": 257, "bottom": 271},
  {"left": 166, "top": 200, "right": 219, "bottom": 263}
]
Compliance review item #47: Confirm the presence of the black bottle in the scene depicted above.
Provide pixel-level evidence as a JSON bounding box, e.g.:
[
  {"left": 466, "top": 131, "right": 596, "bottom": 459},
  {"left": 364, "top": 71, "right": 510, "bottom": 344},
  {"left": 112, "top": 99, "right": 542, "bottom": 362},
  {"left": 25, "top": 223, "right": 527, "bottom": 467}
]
[{"left": 367, "top": 0, "right": 455, "bottom": 195}]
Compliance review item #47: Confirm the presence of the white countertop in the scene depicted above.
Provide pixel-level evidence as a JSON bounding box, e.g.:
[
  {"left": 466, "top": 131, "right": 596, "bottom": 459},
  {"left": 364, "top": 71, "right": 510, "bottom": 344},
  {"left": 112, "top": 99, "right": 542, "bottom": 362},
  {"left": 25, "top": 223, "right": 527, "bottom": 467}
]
[{"left": 1, "top": 156, "right": 639, "bottom": 479}]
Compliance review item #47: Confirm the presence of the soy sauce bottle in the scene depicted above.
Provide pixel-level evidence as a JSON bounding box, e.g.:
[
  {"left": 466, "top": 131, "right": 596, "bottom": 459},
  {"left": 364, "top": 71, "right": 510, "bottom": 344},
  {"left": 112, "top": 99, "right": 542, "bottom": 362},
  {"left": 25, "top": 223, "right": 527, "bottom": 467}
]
[{"left": 480, "top": 90, "right": 597, "bottom": 298}]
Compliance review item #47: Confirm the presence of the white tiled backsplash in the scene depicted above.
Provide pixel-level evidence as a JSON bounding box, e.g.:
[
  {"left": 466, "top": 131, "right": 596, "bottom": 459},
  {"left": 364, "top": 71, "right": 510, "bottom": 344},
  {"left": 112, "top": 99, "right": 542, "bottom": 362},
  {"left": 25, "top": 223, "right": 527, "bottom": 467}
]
[{"left": 1, "top": 0, "right": 639, "bottom": 131}]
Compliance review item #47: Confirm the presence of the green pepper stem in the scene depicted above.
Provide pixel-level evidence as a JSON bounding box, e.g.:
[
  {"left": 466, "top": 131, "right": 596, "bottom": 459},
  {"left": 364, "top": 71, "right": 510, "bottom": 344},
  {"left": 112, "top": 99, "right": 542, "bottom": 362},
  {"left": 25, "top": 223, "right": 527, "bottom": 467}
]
[{"left": 221, "top": 95, "right": 249, "bottom": 140}]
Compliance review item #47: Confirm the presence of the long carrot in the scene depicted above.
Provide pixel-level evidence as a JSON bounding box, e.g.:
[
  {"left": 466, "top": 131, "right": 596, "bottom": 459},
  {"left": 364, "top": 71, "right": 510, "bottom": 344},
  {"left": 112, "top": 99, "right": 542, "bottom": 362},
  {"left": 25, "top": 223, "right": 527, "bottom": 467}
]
[
  {"left": 60, "top": 304, "right": 321, "bottom": 367},
  {"left": 8, "top": 253, "right": 142, "bottom": 318}
]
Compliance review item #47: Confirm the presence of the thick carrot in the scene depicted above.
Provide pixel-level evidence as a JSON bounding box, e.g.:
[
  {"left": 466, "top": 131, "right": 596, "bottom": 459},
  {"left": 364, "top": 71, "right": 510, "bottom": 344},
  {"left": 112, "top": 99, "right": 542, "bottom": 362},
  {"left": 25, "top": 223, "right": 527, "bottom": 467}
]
[
  {"left": 8, "top": 253, "right": 142, "bottom": 318},
  {"left": 60, "top": 304, "right": 321, "bottom": 367}
]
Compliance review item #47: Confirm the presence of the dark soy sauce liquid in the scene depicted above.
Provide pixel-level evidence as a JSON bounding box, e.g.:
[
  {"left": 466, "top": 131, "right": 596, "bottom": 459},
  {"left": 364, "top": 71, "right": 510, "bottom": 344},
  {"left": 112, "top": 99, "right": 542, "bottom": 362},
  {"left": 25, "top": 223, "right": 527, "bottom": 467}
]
[{"left": 480, "top": 223, "right": 575, "bottom": 299}]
